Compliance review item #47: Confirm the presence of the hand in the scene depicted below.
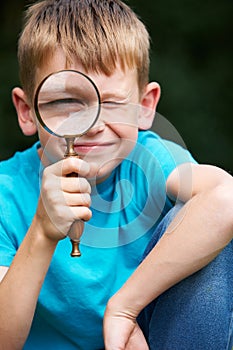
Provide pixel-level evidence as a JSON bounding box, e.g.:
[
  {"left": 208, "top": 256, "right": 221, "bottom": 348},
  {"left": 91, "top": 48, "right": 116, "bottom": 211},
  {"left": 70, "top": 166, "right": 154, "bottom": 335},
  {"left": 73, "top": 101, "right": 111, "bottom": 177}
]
[
  {"left": 104, "top": 298, "right": 149, "bottom": 350},
  {"left": 36, "top": 157, "right": 92, "bottom": 242}
]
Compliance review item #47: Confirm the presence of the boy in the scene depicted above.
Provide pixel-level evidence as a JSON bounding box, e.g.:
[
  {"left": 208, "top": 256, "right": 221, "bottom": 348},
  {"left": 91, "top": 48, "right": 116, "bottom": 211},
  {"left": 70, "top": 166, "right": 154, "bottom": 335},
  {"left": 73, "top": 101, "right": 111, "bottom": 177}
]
[{"left": 0, "top": 0, "right": 232, "bottom": 349}]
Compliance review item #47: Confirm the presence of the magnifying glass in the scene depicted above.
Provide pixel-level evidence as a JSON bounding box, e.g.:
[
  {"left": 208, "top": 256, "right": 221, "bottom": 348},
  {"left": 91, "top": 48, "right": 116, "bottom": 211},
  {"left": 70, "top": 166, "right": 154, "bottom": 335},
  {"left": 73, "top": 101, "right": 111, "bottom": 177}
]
[{"left": 34, "top": 70, "right": 101, "bottom": 257}]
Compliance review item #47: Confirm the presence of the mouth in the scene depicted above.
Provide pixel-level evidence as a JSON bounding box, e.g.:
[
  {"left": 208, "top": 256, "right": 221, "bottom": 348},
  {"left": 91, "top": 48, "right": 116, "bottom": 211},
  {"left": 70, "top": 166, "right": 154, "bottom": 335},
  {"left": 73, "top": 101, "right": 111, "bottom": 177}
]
[{"left": 73, "top": 142, "right": 115, "bottom": 154}]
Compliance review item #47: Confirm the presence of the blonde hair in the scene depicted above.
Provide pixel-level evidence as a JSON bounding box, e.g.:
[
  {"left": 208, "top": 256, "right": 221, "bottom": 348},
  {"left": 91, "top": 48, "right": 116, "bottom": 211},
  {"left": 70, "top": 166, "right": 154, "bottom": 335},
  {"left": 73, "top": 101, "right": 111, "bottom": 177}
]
[{"left": 18, "top": 0, "right": 150, "bottom": 103}]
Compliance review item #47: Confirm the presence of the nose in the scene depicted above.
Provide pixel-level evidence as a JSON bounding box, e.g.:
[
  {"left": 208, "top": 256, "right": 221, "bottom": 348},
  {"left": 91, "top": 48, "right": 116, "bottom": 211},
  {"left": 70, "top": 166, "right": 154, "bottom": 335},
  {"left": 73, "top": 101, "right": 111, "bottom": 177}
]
[{"left": 85, "top": 118, "right": 105, "bottom": 136}]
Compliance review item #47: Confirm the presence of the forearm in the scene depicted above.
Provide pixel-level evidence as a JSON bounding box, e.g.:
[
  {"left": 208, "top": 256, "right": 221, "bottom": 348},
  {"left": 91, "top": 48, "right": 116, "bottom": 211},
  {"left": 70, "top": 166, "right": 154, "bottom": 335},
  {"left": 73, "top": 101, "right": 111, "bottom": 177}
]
[
  {"left": 0, "top": 157, "right": 91, "bottom": 349},
  {"left": 0, "top": 215, "right": 57, "bottom": 349},
  {"left": 107, "top": 184, "right": 233, "bottom": 318}
]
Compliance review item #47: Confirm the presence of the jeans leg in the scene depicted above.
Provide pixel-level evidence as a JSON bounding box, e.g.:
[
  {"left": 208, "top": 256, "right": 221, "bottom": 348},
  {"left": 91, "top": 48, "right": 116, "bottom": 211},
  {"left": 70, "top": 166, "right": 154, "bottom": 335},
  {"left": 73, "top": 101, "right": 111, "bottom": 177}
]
[{"left": 137, "top": 204, "right": 233, "bottom": 350}]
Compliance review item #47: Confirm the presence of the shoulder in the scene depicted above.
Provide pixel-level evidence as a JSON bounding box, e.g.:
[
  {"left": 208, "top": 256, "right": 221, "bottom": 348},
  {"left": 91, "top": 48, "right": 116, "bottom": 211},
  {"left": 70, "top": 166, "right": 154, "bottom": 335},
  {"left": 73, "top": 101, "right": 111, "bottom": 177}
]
[
  {"left": 0, "top": 142, "right": 40, "bottom": 174},
  {"left": 134, "top": 130, "right": 197, "bottom": 180},
  {"left": 137, "top": 130, "right": 192, "bottom": 157},
  {"left": 0, "top": 143, "right": 41, "bottom": 265},
  {"left": 0, "top": 142, "right": 41, "bottom": 196}
]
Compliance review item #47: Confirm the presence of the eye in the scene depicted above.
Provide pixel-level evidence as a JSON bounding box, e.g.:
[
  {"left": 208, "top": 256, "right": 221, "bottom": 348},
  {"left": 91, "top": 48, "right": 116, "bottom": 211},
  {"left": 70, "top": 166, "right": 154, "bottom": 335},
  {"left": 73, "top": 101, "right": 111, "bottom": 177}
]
[
  {"left": 43, "top": 98, "right": 85, "bottom": 107},
  {"left": 39, "top": 98, "right": 87, "bottom": 114},
  {"left": 101, "top": 101, "right": 127, "bottom": 109}
]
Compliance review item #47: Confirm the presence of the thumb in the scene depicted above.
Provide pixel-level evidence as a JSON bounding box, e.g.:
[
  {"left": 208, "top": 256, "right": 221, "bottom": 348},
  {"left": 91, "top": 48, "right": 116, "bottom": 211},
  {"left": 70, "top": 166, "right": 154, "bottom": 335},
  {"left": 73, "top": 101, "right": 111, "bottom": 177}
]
[{"left": 125, "top": 323, "right": 149, "bottom": 350}]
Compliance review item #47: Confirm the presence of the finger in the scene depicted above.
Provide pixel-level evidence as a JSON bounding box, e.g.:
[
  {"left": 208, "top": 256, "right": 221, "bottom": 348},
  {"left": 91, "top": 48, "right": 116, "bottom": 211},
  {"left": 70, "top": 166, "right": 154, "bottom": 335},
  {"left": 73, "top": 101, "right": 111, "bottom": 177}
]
[
  {"left": 104, "top": 316, "right": 135, "bottom": 350},
  {"left": 63, "top": 192, "right": 91, "bottom": 207},
  {"left": 125, "top": 323, "right": 149, "bottom": 350},
  {"left": 70, "top": 206, "right": 92, "bottom": 222},
  {"left": 46, "top": 157, "right": 91, "bottom": 177},
  {"left": 61, "top": 177, "right": 91, "bottom": 194},
  {"left": 86, "top": 161, "right": 99, "bottom": 178}
]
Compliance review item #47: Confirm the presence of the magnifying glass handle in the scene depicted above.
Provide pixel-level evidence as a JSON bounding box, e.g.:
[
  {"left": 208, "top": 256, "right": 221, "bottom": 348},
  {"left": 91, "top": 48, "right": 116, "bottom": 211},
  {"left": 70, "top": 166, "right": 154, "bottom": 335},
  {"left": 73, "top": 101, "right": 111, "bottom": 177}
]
[
  {"left": 65, "top": 138, "right": 82, "bottom": 258},
  {"left": 67, "top": 170, "right": 82, "bottom": 257},
  {"left": 69, "top": 222, "right": 82, "bottom": 257},
  {"left": 70, "top": 240, "right": 81, "bottom": 257}
]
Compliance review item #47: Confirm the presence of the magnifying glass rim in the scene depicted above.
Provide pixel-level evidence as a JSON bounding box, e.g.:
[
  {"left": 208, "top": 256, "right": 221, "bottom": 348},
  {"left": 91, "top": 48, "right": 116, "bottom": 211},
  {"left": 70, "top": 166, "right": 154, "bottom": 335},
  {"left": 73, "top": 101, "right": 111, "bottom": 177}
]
[{"left": 34, "top": 69, "right": 101, "bottom": 138}]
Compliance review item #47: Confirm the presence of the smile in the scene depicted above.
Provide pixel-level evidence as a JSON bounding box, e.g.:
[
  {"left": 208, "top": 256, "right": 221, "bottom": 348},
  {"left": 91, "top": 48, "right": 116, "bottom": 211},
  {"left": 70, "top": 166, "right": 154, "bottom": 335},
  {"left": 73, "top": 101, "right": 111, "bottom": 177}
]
[{"left": 73, "top": 142, "right": 115, "bottom": 154}]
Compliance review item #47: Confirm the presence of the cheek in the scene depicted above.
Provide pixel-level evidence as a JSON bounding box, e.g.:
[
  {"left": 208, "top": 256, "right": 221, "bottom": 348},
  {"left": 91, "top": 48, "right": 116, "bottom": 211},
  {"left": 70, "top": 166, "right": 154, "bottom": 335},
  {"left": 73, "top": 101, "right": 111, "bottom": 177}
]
[
  {"left": 37, "top": 127, "right": 54, "bottom": 152},
  {"left": 95, "top": 129, "right": 138, "bottom": 179},
  {"left": 108, "top": 121, "right": 138, "bottom": 141},
  {"left": 102, "top": 103, "right": 140, "bottom": 137},
  {"left": 106, "top": 122, "right": 138, "bottom": 161}
]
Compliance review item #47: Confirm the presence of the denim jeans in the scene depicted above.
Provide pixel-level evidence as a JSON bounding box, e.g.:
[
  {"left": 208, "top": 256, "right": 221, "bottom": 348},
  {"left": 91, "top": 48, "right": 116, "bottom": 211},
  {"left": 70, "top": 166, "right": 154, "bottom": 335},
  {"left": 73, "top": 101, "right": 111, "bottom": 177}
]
[{"left": 137, "top": 204, "right": 233, "bottom": 350}]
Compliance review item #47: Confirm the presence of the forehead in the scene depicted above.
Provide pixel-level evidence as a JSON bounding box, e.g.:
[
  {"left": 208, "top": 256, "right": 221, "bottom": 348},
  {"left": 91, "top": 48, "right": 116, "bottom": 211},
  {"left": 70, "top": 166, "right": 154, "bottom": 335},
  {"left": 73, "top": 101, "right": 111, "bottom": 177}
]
[{"left": 35, "top": 50, "right": 139, "bottom": 101}]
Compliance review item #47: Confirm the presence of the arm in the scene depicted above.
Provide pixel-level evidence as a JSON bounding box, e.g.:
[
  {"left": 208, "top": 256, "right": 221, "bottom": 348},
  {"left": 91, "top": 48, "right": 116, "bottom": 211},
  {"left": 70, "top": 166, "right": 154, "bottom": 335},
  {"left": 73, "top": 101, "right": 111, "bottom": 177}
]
[
  {"left": 0, "top": 157, "right": 92, "bottom": 349},
  {"left": 0, "top": 221, "right": 57, "bottom": 349},
  {"left": 166, "top": 163, "right": 233, "bottom": 201},
  {"left": 104, "top": 164, "right": 233, "bottom": 350}
]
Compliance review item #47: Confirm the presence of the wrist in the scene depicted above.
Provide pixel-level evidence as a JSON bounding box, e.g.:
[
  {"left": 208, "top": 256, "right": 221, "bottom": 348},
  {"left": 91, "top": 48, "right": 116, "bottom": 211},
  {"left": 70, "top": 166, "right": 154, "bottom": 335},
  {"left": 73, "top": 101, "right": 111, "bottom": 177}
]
[
  {"left": 106, "top": 288, "right": 143, "bottom": 321},
  {"left": 29, "top": 214, "right": 59, "bottom": 252},
  {"left": 34, "top": 196, "right": 66, "bottom": 244}
]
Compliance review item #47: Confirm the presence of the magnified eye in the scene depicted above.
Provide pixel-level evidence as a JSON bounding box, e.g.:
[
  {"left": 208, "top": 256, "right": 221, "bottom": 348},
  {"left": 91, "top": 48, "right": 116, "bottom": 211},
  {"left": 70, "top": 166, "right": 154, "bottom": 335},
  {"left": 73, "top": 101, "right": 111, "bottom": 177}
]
[
  {"left": 38, "top": 98, "right": 88, "bottom": 120},
  {"left": 42, "top": 98, "right": 86, "bottom": 109}
]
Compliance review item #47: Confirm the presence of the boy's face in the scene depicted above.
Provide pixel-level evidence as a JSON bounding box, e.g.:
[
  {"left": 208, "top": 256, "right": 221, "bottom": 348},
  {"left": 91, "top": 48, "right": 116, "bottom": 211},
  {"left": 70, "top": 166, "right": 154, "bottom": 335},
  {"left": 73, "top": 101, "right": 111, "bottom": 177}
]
[
  {"left": 14, "top": 49, "right": 159, "bottom": 183},
  {"left": 34, "top": 50, "right": 143, "bottom": 182}
]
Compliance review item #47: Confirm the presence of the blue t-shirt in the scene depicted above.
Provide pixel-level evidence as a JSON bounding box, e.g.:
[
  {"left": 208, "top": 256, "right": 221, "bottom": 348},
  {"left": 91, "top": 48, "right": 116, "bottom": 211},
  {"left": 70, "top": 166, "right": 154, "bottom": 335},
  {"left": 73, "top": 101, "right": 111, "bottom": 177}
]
[{"left": 0, "top": 131, "right": 196, "bottom": 349}]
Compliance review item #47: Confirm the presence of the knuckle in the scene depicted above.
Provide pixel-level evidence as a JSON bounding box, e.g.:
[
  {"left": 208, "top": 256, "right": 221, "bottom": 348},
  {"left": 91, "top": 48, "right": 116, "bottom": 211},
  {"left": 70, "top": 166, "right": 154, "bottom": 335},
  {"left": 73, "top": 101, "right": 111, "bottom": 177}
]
[
  {"left": 78, "top": 160, "right": 91, "bottom": 176},
  {"left": 42, "top": 179, "right": 50, "bottom": 193},
  {"left": 43, "top": 167, "right": 49, "bottom": 177},
  {"left": 78, "top": 177, "right": 91, "bottom": 193},
  {"left": 81, "top": 193, "right": 91, "bottom": 206},
  {"left": 64, "top": 157, "right": 90, "bottom": 175},
  {"left": 82, "top": 207, "right": 92, "bottom": 221},
  {"left": 85, "top": 181, "right": 92, "bottom": 194}
]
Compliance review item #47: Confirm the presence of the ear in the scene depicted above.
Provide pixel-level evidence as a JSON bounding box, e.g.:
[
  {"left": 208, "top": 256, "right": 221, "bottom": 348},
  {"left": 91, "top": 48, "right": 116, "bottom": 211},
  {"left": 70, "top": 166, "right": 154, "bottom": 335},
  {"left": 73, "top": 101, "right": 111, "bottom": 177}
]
[
  {"left": 12, "top": 87, "right": 37, "bottom": 136},
  {"left": 138, "top": 82, "right": 161, "bottom": 130}
]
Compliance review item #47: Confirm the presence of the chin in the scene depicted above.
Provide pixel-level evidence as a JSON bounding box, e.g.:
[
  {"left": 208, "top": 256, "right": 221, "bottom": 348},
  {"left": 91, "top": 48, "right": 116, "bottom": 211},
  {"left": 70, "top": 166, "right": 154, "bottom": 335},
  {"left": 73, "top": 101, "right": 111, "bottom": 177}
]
[{"left": 90, "top": 159, "right": 122, "bottom": 185}]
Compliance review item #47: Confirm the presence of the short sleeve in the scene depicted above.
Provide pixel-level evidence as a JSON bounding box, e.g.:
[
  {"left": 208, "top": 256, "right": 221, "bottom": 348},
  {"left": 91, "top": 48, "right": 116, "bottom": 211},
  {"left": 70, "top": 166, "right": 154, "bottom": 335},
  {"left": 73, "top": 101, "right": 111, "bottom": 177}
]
[
  {"left": 0, "top": 213, "right": 16, "bottom": 267},
  {"left": 0, "top": 144, "right": 40, "bottom": 267},
  {"left": 137, "top": 131, "right": 197, "bottom": 181},
  {"left": 157, "top": 138, "right": 198, "bottom": 180}
]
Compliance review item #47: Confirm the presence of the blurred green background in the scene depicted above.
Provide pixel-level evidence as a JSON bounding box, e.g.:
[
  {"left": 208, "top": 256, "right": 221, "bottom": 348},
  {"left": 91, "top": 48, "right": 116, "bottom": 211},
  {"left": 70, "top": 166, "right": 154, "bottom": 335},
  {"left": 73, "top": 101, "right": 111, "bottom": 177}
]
[{"left": 0, "top": 0, "right": 232, "bottom": 172}]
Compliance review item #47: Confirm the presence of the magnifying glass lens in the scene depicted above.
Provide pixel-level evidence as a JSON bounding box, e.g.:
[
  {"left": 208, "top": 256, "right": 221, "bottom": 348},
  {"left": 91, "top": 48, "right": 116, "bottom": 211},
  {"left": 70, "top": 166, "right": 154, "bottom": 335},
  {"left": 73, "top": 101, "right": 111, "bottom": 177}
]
[{"left": 35, "top": 70, "right": 100, "bottom": 137}]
